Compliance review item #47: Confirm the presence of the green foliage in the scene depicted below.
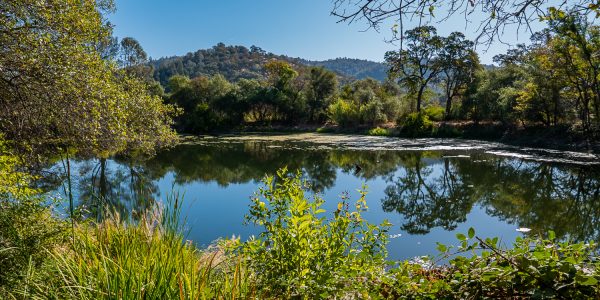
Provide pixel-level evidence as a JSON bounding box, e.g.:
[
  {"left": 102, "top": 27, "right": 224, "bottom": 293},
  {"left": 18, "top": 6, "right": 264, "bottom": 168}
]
[
  {"left": 398, "top": 112, "right": 435, "bottom": 136},
  {"left": 328, "top": 79, "right": 403, "bottom": 128},
  {"left": 0, "top": 198, "right": 67, "bottom": 296},
  {"left": 0, "top": 0, "right": 178, "bottom": 158},
  {"left": 227, "top": 169, "right": 390, "bottom": 298},
  {"left": 17, "top": 196, "right": 250, "bottom": 300},
  {"left": 305, "top": 67, "right": 338, "bottom": 122},
  {"left": 0, "top": 136, "right": 67, "bottom": 295},
  {"left": 368, "top": 127, "right": 390, "bottom": 136},
  {"left": 423, "top": 105, "right": 445, "bottom": 121},
  {"left": 386, "top": 228, "right": 600, "bottom": 299},
  {"left": 386, "top": 26, "right": 446, "bottom": 112},
  {"left": 328, "top": 99, "right": 360, "bottom": 127}
]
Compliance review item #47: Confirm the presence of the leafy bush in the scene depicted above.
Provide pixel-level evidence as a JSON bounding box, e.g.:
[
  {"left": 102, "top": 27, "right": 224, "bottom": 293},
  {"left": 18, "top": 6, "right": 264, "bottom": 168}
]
[
  {"left": 423, "top": 105, "right": 445, "bottom": 121},
  {"left": 384, "top": 228, "right": 600, "bottom": 299},
  {"left": 359, "top": 99, "right": 387, "bottom": 125},
  {"left": 327, "top": 99, "right": 359, "bottom": 127},
  {"left": 368, "top": 127, "right": 390, "bottom": 136},
  {"left": 0, "top": 137, "right": 67, "bottom": 294},
  {"left": 0, "top": 199, "right": 67, "bottom": 295},
  {"left": 227, "top": 169, "right": 390, "bottom": 298},
  {"left": 398, "top": 112, "right": 435, "bottom": 137}
]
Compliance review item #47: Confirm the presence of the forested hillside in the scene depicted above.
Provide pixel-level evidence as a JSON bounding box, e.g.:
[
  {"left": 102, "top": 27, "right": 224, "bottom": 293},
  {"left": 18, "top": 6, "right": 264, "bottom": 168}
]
[
  {"left": 300, "top": 58, "right": 389, "bottom": 81},
  {"left": 150, "top": 44, "right": 388, "bottom": 86}
]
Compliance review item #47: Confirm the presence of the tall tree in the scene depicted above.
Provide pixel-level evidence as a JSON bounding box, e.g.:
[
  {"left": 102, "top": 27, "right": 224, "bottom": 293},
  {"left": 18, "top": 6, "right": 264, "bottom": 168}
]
[
  {"left": 0, "top": 0, "right": 177, "bottom": 158},
  {"left": 305, "top": 67, "right": 338, "bottom": 122},
  {"left": 439, "top": 33, "right": 480, "bottom": 119},
  {"left": 385, "top": 26, "right": 444, "bottom": 112},
  {"left": 119, "top": 37, "right": 148, "bottom": 68}
]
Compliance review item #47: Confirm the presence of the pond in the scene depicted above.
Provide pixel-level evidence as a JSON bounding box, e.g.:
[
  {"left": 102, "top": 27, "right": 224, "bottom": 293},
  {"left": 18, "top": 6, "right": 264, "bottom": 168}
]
[{"left": 49, "top": 133, "right": 600, "bottom": 260}]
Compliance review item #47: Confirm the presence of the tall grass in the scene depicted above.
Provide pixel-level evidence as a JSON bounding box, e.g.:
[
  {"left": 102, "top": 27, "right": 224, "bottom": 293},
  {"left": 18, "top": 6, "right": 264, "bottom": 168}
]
[{"left": 17, "top": 193, "right": 254, "bottom": 300}]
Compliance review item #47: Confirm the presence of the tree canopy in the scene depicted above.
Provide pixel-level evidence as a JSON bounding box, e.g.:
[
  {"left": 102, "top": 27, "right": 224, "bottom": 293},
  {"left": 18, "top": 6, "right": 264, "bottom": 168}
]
[{"left": 0, "top": 0, "right": 177, "bottom": 158}]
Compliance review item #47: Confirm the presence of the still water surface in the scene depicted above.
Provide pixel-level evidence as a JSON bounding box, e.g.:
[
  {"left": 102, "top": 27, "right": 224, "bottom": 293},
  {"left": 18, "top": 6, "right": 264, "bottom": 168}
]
[{"left": 53, "top": 134, "right": 600, "bottom": 260}]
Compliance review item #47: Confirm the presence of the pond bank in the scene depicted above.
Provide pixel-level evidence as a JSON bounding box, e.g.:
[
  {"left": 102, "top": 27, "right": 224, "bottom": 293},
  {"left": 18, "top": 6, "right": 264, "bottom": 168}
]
[
  {"left": 182, "top": 132, "right": 600, "bottom": 166},
  {"left": 188, "top": 122, "right": 600, "bottom": 154}
]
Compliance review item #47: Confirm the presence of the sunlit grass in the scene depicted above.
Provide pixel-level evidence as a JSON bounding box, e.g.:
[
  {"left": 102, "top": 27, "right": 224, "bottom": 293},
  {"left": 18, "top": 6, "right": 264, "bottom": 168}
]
[{"left": 17, "top": 194, "right": 253, "bottom": 300}]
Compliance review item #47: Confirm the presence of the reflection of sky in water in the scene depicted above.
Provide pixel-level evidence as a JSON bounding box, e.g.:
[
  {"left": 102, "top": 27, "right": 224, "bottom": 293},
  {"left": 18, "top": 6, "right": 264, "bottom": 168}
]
[
  {"left": 154, "top": 161, "right": 536, "bottom": 261},
  {"left": 49, "top": 138, "right": 600, "bottom": 261}
]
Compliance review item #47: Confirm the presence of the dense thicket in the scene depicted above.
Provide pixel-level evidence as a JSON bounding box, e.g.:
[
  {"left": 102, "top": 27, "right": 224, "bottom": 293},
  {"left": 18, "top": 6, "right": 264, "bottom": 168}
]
[
  {"left": 162, "top": 9, "right": 600, "bottom": 141},
  {"left": 164, "top": 60, "right": 414, "bottom": 132},
  {"left": 0, "top": 0, "right": 177, "bottom": 158}
]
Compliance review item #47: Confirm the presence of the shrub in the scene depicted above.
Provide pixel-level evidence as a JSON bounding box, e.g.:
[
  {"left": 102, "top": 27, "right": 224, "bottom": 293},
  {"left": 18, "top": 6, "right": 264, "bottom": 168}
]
[
  {"left": 368, "top": 127, "right": 390, "bottom": 136},
  {"left": 423, "top": 105, "right": 445, "bottom": 121},
  {"left": 327, "top": 99, "right": 359, "bottom": 127},
  {"left": 384, "top": 229, "right": 600, "bottom": 299},
  {"left": 0, "top": 137, "right": 68, "bottom": 295},
  {"left": 359, "top": 99, "right": 387, "bottom": 125},
  {"left": 398, "top": 112, "right": 435, "bottom": 137},
  {"left": 0, "top": 198, "right": 67, "bottom": 295},
  {"left": 227, "top": 169, "right": 391, "bottom": 298}
]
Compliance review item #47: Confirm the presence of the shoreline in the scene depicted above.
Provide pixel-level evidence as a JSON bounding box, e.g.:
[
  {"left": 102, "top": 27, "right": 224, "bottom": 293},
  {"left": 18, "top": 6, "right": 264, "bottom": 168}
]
[
  {"left": 183, "top": 122, "right": 600, "bottom": 154},
  {"left": 180, "top": 131, "right": 600, "bottom": 166}
]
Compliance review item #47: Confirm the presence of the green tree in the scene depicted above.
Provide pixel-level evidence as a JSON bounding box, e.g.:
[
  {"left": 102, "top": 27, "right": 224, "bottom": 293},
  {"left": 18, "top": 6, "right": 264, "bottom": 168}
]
[
  {"left": 119, "top": 37, "right": 148, "bottom": 68},
  {"left": 305, "top": 67, "right": 338, "bottom": 122},
  {"left": 385, "top": 26, "right": 444, "bottom": 112},
  {"left": 439, "top": 33, "right": 481, "bottom": 119},
  {"left": 0, "top": 0, "right": 177, "bottom": 158}
]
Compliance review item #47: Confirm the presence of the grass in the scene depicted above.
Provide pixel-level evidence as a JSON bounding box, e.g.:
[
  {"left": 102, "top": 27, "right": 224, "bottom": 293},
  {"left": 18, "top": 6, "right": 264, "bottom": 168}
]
[
  {"left": 13, "top": 194, "right": 253, "bottom": 300},
  {"left": 368, "top": 127, "right": 391, "bottom": 136}
]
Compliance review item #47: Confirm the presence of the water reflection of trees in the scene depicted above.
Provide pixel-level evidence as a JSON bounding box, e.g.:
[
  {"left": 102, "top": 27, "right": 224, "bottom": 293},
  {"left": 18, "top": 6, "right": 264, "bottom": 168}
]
[
  {"left": 382, "top": 153, "right": 475, "bottom": 234},
  {"left": 74, "top": 158, "right": 158, "bottom": 221},
  {"left": 143, "top": 141, "right": 406, "bottom": 190},
  {"left": 59, "top": 140, "right": 600, "bottom": 242},
  {"left": 382, "top": 152, "right": 600, "bottom": 242}
]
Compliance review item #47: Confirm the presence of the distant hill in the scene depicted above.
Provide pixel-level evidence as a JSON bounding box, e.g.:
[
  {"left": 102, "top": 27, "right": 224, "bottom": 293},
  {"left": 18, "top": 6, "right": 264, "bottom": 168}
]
[
  {"left": 149, "top": 43, "right": 298, "bottom": 86},
  {"left": 300, "top": 58, "right": 389, "bottom": 82},
  {"left": 149, "top": 44, "right": 388, "bottom": 87}
]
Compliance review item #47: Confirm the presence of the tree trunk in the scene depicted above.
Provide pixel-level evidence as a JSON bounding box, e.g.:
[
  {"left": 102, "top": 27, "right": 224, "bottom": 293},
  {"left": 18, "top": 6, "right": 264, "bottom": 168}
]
[
  {"left": 416, "top": 85, "right": 426, "bottom": 113},
  {"left": 445, "top": 96, "right": 452, "bottom": 120}
]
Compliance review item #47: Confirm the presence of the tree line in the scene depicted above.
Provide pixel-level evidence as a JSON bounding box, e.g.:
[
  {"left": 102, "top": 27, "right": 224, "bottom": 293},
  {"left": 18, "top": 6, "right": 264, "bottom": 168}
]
[{"left": 154, "top": 8, "right": 600, "bottom": 138}]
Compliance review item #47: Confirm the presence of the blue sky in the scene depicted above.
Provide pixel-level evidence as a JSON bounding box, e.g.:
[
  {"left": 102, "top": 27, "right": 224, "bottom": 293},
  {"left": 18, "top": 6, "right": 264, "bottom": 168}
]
[{"left": 109, "top": 0, "right": 546, "bottom": 64}]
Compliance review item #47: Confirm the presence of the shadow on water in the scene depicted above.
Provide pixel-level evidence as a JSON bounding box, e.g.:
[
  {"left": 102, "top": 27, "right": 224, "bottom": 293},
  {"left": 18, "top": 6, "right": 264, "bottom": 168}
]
[{"left": 47, "top": 139, "right": 600, "bottom": 254}]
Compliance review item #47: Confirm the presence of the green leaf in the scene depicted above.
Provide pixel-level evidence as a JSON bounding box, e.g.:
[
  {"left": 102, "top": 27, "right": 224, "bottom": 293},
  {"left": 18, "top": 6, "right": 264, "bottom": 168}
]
[
  {"left": 576, "top": 275, "right": 598, "bottom": 286},
  {"left": 468, "top": 227, "right": 475, "bottom": 239},
  {"left": 436, "top": 242, "right": 448, "bottom": 253},
  {"left": 456, "top": 233, "right": 467, "bottom": 241}
]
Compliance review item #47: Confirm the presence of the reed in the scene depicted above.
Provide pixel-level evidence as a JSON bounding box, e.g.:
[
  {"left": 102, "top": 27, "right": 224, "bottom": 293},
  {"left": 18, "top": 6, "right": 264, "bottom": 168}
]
[{"left": 18, "top": 192, "right": 253, "bottom": 300}]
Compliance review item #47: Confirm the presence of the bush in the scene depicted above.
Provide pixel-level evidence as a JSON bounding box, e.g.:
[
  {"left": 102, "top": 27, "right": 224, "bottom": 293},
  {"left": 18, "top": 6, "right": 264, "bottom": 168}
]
[
  {"left": 327, "top": 99, "right": 359, "bottom": 127},
  {"left": 0, "top": 137, "right": 68, "bottom": 294},
  {"left": 398, "top": 112, "right": 435, "bottom": 137},
  {"left": 384, "top": 229, "right": 600, "bottom": 299},
  {"left": 227, "top": 169, "right": 390, "bottom": 298},
  {"left": 0, "top": 198, "right": 67, "bottom": 295},
  {"left": 368, "top": 127, "right": 390, "bottom": 136},
  {"left": 359, "top": 99, "right": 387, "bottom": 125},
  {"left": 423, "top": 105, "right": 445, "bottom": 121}
]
